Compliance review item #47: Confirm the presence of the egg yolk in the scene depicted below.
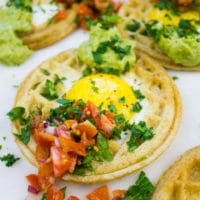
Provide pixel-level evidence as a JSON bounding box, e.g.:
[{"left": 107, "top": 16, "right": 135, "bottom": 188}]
[
  {"left": 66, "top": 74, "right": 136, "bottom": 120},
  {"left": 149, "top": 7, "right": 199, "bottom": 26}
]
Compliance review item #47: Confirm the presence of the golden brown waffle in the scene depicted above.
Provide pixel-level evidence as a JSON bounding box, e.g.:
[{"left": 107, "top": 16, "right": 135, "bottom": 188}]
[
  {"left": 151, "top": 146, "right": 200, "bottom": 200},
  {"left": 118, "top": 0, "right": 200, "bottom": 71},
  {"left": 21, "top": 4, "right": 78, "bottom": 50},
  {"left": 12, "top": 49, "right": 182, "bottom": 183}
]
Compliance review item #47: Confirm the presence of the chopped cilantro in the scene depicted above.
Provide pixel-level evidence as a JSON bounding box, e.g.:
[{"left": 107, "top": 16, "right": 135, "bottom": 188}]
[
  {"left": 0, "top": 153, "right": 20, "bottom": 167},
  {"left": 2, "top": 136, "right": 6, "bottom": 141},
  {"left": 7, "top": 107, "right": 29, "bottom": 125},
  {"left": 32, "top": 82, "right": 40, "bottom": 90},
  {"left": 96, "top": 132, "right": 113, "bottom": 161},
  {"left": 133, "top": 89, "right": 145, "bottom": 100},
  {"left": 6, "top": 0, "right": 32, "bottom": 12},
  {"left": 0, "top": 145, "right": 2, "bottom": 150},
  {"left": 118, "top": 96, "right": 126, "bottom": 103},
  {"left": 91, "top": 80, "right": 99, "bottom": 93},
  {"left": 40, "top": 79, "right": 58, "bottom": 100},
  {"left": 82, "top": 67, "right": 92, "bottom": 77},
  {"left": 127, "top": 121, "right": 154, "bottom": 152},
  {"left": 131, "top": 102, "right": 142, "bottom": 112},
  {"left": 115, "top": 114, "right": 125, "bottom": 125},
  {"left": 124, "top": 171, "right": 155, "bottom": 200},
  {"left": 126, "top": 20, "right": 140, "bottom": 32},
  {"left": 54, "top": 74, "right": 67, "bottom": 85},
  {"left": 61, "top": 186, "right": 67, "bottom": 199},
  {"left": 15, "top": 125, "right": 31, "bottom": 144},
  {"left": 107, "top": 104, "right": 117, "bottom": 113},
  {"left": 111, "top": 126, "right": 122, "bottom": 139},
  {"left": 92, "top": 52, "right": 103, "bottom": 64},
  {"left": 40, "top": 68, "right": 50, "bottom": 76},
  {"left": 41, "top": 193, "right": 46, "bottom": 200},
  {"left": 57, "top": 99, "right": 75, "bottom": 105},
  {"left": 71, "top": 107, "right": 83, "bottom": 115},
  {"left": 172, "top": 76, "right": 179, "bottom": 80}
]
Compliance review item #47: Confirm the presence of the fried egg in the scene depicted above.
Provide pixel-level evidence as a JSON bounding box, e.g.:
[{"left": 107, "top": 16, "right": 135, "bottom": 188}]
[
  {"left": 65, "top": 74, "right": 137, "bottom": 120},
  {"left": 149, "top": 7, "right": 199, "bottom": 26}
]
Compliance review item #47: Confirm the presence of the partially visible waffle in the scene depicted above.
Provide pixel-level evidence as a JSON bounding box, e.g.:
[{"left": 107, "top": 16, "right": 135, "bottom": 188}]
[
  {"left": 118, "top": 0, "right": 200, "bottom": 71},
  {"left": 22, "top": 4, "right": 78, "bottom": 50},
  {"left": 151, "top": 146, "right": 200, "bottom": 199}
]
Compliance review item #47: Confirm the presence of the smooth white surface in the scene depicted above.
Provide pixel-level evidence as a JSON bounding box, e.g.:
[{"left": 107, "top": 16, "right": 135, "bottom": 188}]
[{"left": 0, "top": 29, "right": 200, "bottom": 200}]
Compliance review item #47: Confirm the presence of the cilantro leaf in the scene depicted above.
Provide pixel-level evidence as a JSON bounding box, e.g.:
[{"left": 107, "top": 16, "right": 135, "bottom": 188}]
[
  {"left": 107, "top": 104, "right": 117, "bottom": 113},
  {"left": 0, "top": 153, "right": 20, "bottom": 167},
  {"left": 126, "top": 20, "right": 140, "bottom": 32},
  {"left": 124, "top": 171, "right": 155, "bottom": 200},
  {"left": 15, "top": 125, "right": 31, "bottom": 144},
  {"left": 127, "top": 121, "right": 154, "bottom": 152},
  {"left": 131, "top": 102, "right": 142, "bottom": 112},
  {"left": 96, "top": 132, "right": 113, "bottom": 161},
  {"left": 40, "top": 79, "right": 58, "bottom": 100},
  {"left": 133, "top": 89, "right": 145, "bottom": 100},
  {"left": 7, "top": 107, "right": 28, "bottom": 125}
]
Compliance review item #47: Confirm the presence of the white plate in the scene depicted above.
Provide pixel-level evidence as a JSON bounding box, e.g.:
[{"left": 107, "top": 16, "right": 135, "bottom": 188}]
[{"left": 0, "top": 29, "right": 200, "bottom": 200}]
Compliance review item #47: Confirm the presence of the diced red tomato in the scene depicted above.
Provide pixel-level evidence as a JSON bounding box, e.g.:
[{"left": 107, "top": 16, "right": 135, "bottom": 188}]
[
  {"left": 104, "top": 110, "right": 115, "bottom": 123},
  {"left": 76, "top": 120, "right": 97, "bottom": 139},
  {"left": 67, "top": 196, "right": 80, "bottom": 200},
  {"left": 110, "top": 0, "right": 122, "bottom": 11},
  {"left": 51, "top": 146, "right": 77, "bottom": 177},
  {"left": 59, "top": 136, "right": 86, "bottom": 156},
  {"left": 46, "top": 186, "right": 63, "bottom": 200},
  {"left": 112, "top": 189, "right": 126, "bottom": 200},
  {"left": 35, "top": 145, "right": 50, "bottom": 162},
  {"left": 64, "top": 120, "right": 77, "bottom": 130},
  {"left": 86, "top": 185, "right": 110, "bottom": 200},
  {"left": 54, "top": 9, "right": 67, "bottom": 21},
  {"left": 33, "top": 129, "right": 55, "bottom": 147},
  {"left": 94, "top": 0, "right": 109, "bottom": 10},
  {"left": 95, "top": 114, "right": 114, "bottom": 138},
  {"left": 80, "top": 132, "right": 95, "bottom": 146},
  {"left": 26, "top": 174, "right": 40, "bottom": 192},
  {"left": 86, "top": 101, "right": 100, "bottom": 118}
]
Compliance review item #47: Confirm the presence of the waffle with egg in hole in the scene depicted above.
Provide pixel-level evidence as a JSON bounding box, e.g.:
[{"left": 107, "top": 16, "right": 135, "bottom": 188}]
[
  {"left": 11, "top": 49, "right": 182, "bottom": 183},
  {"left": 117, "top": 0, "right": 200, "bottom": 71},
  {"left": 151, "top": 145, "right": 200, "bottom": 200},
  {"left": 21, "top": 1, "right": 78, "bottom": 50}
]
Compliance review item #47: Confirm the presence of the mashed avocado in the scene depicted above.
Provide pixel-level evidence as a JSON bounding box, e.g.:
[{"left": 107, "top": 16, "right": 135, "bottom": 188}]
[
  {"left": 0, "top": 5, "right": 32, "bottom": 66},
  {"left": 158, "top": 35, "right": 200, "bottom": 67},
  {"left": 78, "top": 24, "right": 136, "bottom": 73}
]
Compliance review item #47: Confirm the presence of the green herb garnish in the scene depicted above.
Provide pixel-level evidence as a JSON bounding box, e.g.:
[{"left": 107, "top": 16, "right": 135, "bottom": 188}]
[
  {"left": 131, "top": 102, "right": 142, "bottom": 112},
  {"left": 0, "top": 153, "right": 20, "bottom": 167},
  {"left": 124, "top": 171, "right": 155, "bottom": 200}
]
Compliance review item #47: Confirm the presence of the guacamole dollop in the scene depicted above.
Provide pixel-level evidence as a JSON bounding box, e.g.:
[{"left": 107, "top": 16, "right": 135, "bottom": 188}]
[
  {"left": 0, "top": 5, "right": 32, "bottom": 66},
  {"left": 78, "top": 24, "right": 136, "bottom": 74},
  {"left": 158, "top": 35, "right": 200, "bottom": 67}
]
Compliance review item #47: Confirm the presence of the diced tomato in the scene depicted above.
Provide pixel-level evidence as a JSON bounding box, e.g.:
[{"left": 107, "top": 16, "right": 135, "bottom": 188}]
[
  {"left": 95, "top": 114, "right": 114, "bottom": 138},
  {"left": 94, "top": 0, "right": 109, "bottom": 10},
  {"left": 51, "top": 146, "right": 77, "bottom": 177},
  {"left": 35, "top": 145, "right": 50, "bottom": 163},
  {"left": 26, "top": 174, "right": 40, "bottom": 192},
  {"left": 86, "top": 185, "right": 110, "bottom": 200},
  {"left": 67, "top": 196, "right": 80, "bottom": 200},
  {"left": 54, "top": 9, "right": 67, "bottom": 21},
  {"left": 46, "top": 186, "right": 63, "bottom": 200},
  {"left": 59, "top": 136, "right": 86, "bottom": 156},
  {"left": 33, "top": 129, "right": 55, "bottom": 147},
  {"left": 64, "top": 120, "right": 77, "bottom": 130},
  {"left": 112, "top": 189, "right": 126, "bottom": 200},
  {"left": 38, "top": 162, "right": 54, "bottom": 177},
  {"left": 104, "top": 110, "right": 115, "bottom": 123},
  {"left": 86, "top": 101, "right": 100, "bottom": 118},
  {"left": 55, "top": 125, "right": 72, "bottom": 139},
  {"left": 110, "top": 0, "right": 123, "bottom": 12},
  {"left": 81, "top": 132, "right": 95, "bottom": 146},
  {"left": 76, "top": 120, "right": 97, "bottom": 139}
]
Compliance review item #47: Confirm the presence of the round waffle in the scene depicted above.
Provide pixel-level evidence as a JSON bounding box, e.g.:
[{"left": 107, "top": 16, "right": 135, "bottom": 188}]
[
  {"left": 21, "top": 4, "right": 78, "bottom": 50},
  {"left": 118, "top": 0, "right": 200, "bottom": 71},
  {"left": 12, "top": 49, "right": 182, "bottom": 183},
  {"left": 151, "top": 146, "right": 200, "bottom": 200}
]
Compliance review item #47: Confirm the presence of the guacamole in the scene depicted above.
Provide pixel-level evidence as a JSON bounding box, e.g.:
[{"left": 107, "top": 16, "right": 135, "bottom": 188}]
[
  {"left": 158, "top": 35, "right": 200, "bottom": 67},
  {"left": 78, "top": 24, "right": 136, "bottom": 73},
  {"left": 0, "top": 5, "right": 32, "bottom": 66}
]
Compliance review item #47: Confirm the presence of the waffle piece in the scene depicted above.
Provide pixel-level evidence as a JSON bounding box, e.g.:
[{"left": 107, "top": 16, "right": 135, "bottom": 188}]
[
  {"left": 11, "top": 49, "right": 182, "bottom": 183},
  {"left": 21, "top": 4, "right": 78, "bottom": 50},
  {"left": 118, "top": 0, "right": 200, "bottom": 71},
  {"left": 151, "top": 146, "right": 200, "bottom": 200}
]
